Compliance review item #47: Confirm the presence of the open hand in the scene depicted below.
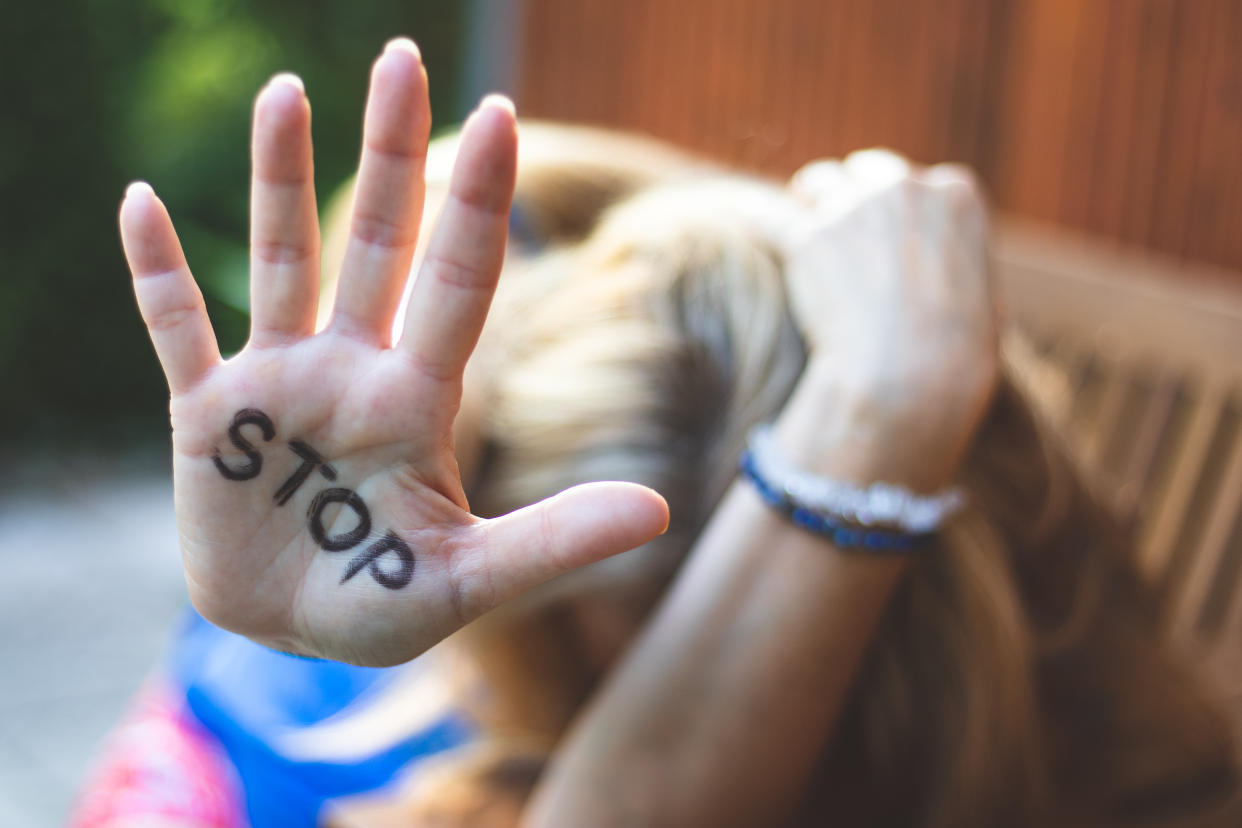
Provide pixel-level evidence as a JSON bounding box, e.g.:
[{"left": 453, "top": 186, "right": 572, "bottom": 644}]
[{"left": 119, "top": 38, "right": 668, "bottom": 666}]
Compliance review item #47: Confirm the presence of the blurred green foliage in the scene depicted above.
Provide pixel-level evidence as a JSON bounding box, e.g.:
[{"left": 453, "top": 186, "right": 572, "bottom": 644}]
[{"left": 0, "top": 1, "right": 466, "bottom": 457}]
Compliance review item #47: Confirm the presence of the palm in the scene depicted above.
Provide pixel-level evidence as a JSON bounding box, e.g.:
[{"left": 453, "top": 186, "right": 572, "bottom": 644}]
[
  {"left": 169, "top": 336, "right": 465, "bottom": 666},
  {"left": 121, "top": 40, "right": 667, "bottom": 666}
]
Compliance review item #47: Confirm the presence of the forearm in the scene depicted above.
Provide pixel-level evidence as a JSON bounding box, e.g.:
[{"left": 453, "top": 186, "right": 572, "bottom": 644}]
[
  {"left": 522, "top": 370, "right": 934, "bottom": 826},
  {"left": 524, "top": 480, "right": 906, "bottom": 826},
  {"left": 524, "top": 157, "right": 994, "bottom": 827}
]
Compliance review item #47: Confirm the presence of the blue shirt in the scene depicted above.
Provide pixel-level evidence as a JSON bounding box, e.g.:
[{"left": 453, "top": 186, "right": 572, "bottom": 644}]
[{"left": 168, "top": 611, "right": 471, "bottom": 826}]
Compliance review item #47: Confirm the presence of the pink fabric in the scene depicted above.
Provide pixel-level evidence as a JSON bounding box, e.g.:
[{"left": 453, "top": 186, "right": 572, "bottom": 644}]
[{"left": 71, "top": 682, "right": 246, "bottom": 828}]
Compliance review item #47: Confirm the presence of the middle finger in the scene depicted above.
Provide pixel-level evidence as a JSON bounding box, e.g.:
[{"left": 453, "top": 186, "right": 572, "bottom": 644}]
[
  {"left": 249, "top": 73, "right": 320, "bottom": 346},
  {"left": 330, "top": 38, "right": 432, "bottom": 346}
]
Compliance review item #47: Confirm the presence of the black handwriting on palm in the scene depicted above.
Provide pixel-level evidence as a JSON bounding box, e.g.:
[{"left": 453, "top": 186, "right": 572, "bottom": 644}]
[{"left": 120, "top": 40, "right": 667, "bottom": 666}]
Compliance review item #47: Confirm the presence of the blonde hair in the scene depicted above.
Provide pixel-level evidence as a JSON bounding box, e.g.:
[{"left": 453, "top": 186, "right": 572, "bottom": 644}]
[{"left": 325, "top": 125, "right": 1241, "bottom": 826}]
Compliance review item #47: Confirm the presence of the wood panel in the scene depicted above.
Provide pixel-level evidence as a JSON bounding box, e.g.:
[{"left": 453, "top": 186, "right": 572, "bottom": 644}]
[
  {"left": 513, "top": 0, "right": 1242, "bottom": 277},
  {"left": 996, "top": 220, "right": 1242, "bottom": 675},
  {"left": 509, "top": 0, "right": 1242, "bottom": 673}
]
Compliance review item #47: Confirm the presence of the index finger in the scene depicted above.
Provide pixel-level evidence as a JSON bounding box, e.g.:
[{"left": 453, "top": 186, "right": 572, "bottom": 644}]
[{"left": 397, "top": 96, "right": 517, "bottom": 381}]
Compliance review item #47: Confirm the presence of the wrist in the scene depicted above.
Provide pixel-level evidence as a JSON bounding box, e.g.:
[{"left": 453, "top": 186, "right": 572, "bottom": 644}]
[{"left": 773, "top": 361, "right": 968, "bottom": 494}]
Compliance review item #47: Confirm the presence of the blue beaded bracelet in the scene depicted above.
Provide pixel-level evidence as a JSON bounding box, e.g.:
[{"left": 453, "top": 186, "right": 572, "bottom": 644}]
[{"left": 738, "top": 449, "right": 935, "bottom": 552}]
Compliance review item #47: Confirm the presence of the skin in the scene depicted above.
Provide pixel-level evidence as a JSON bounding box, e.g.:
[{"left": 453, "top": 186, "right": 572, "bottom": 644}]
[
  {"left": 119, "top": 38, "right": 668, "bottom": 667},
  {"left": 524, "top": 157, "right": 999, "bottom": 825},
  {"left": 123, "top": 35, "right": 998, "bottom": 823},
  {"left": 330, "top": 155, "right": 999, "bottom": 825}
]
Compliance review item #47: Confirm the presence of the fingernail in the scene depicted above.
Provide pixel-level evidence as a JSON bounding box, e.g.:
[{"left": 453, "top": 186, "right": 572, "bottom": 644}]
[
  {"left": 125, "top": 180, "right": 154, "bottom": 200},
  {"left": 268, "top": 72, "right": 304, "bottom": 93},
  {"left": 478, "top": 93, "right": 516, "bottom": 117},
  {"left": 384, "top": 37, "right": 421, "bottom": 60}
]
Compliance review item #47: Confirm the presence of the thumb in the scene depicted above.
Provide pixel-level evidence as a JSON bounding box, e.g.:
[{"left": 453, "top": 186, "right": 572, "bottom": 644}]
[{"left": 458, "top": 482, "right": 670, "bottom": 617}]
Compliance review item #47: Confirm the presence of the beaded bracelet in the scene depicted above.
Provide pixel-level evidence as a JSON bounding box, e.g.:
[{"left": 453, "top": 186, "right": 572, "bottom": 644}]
[{"left": 739, "top": 425, "right": 966, "bottom": 551}]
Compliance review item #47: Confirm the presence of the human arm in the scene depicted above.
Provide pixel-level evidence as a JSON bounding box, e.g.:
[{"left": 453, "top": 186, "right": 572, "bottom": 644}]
[
  {"left": 119, "top": 39, "right": 668, "bottom": 667},
  {"left": 523, "top": 153, "right": 998, "bottom": 826}
]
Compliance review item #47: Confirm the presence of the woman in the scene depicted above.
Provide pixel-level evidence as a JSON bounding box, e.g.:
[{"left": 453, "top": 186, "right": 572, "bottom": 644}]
[{"left": 99, "top": 37, "right": 1239, "bottom": 826}]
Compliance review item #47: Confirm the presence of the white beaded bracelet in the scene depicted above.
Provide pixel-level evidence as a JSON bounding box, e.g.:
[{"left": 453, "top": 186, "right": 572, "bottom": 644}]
[{"left": 746, "top": 424, "right": 966, "bottom": 534}]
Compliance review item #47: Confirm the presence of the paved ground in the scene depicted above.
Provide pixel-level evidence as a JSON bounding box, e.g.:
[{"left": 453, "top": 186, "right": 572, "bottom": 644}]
[{"left": 0, "top": 459, "right": 188, "bottom": 825}]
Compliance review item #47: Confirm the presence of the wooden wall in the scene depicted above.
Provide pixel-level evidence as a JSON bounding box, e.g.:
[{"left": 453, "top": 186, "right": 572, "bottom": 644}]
[{"left": 512, "top": 0, "right": 1242, "bottom": 277}]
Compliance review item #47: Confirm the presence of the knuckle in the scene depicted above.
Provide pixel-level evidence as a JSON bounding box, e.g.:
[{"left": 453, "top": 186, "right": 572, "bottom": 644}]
[
  {"left": 923, "top": 164, "right": 986, "bottom": 209},
  {"left": 253, "top": 170, "right": 311, "bottom": 189},
  {"left": 253, "top": 239, "right": 316, "bottom": 266},
  {"left": 844, "top": 147, "right": 913, "bottom": 183},
  {"left": 423, "top": 250, "right": 491, "bottom": 293},
  {"left": 144, "top": 299, "right": 204, "bottom": 333},
  {"left": 445, "top": 530, "right": 494, "bottom": 623},
  {"left": 846, "top": 147, "right": 910, "bottom": 167},
  {"left": 450, "top": 180, "right": 510, "bottom": 217},
  {"left": 945, "top": 179, "right": 984, "bottom": 211},
  {"left": 538, "top": 504, "right": 572, "bottom": 576},
  {"left": 392, "top": 346, "right": 460, "bottom": 385},
  {"left": 933, "top": 162, "right": 980, "bottom": 188},
  {"left": 364, "top": 134, "right": 429, "bottom": 166},
  {"left": 350, "top": 211, "right": 417, "bottom": 250}
]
